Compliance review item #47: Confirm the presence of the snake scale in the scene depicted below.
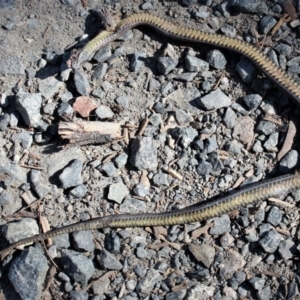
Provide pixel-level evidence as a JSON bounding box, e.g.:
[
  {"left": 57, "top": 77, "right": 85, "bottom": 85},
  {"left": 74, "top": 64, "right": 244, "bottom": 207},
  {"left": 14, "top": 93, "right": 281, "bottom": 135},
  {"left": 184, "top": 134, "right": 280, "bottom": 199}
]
[{"left": 1, "top": 11, "right": 300, "bottom": 259}]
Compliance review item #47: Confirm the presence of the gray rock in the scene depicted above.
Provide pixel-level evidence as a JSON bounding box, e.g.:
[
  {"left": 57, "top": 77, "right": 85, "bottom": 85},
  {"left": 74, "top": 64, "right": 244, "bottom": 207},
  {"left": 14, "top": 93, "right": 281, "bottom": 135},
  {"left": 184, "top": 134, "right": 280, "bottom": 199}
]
[
  {"left": 193, "top": 138, "right": 204, "bottom": 150},
  {"left": 97, "top": 249, "right": 123, "bottom": 270},
  {"left": 210, "top": 214, "right": 231, "bottom": 235},
  {"left": 174, "top": 72, "right": 197, "bottom": 82},
  {"left": 218, "top": 2, "right": 230, "bottom": 17},
  {"left": 114, "top": 153, "right": 128, "bottom": 168},
  {"left": 157, "top": 57, "right": 178, "bottom": 75},
  {"left": 175, "top": 109, "right": 193, "bottom": 126},
  {"left": 278, "top": 239, "right": 296, "bottom": 260},
  {"left": 31, "top": 180, "right": 50, "bottom": 199},
  {"left": 204, "top": 135, "right": 218, "bottom": 153},
  {"left": 38, "top": 76, "right": 64, "bottom": 99},
  {"left": 279, "top": 150, "right": 298, "bottom": 173},
  {"left": 263, "top": 132, "right": 278, "bottom": 150},
  {"left": 72, "top": 230, "right": 95, "bottom": 252},
  {"left": 225, "top": 140, "right": 243, "bottom": 156},
  {"left": 286, "top": 56, "right": 300, "bottom": 66},
  {"left": 172, "top": 126, "right": 198, "bottom": 148},
  {"left": 93, "top": 46, "right": 111, "bottom": 63},
  {"left": 43, "top": 102, "right": 56, "bottom": 115},
  {"left": 0, "top": 54, "right": 24, "bottom": 75},
  {"left": 198, "top": 88, "right": 231, "bottom": 110},
  {"left": 288, "top": 65, "right": 300, "bottom": 74},
  {"left": 119, "top": 197, "right": 147, "bottom": 213},
  {"left": 152, "top": 172, "right": 169, "bottom": 187},
  {"left": 11, "top": 131, "right": 33, "bottom": 149},
  {"left": 243, "top": 94, "right": 262, "bottom": 110},
  {"left": 259, "top": 229, "right": 282, "bottom": 253},
  {"left": 195, "top": 5, "right": 210, "bottom": 19},
  {"left": 257, "top": 286, "right": 271, "bottom": 300},
  {"left": 267, "top": 206, "right": 282, "bottom": 226},
  {"left": 59, "top": 159, "right": 83, "bottom": 188},
  {"left": 141, "top": 2, "right": 153, "bottom": 10},
  {"left": 236, "top": 57, "right": 257, "bottom": 83},
  {"left": 148, "top": 77, "right": 161, "bottom": 91},
  {"left": 185, "top": 284, "right": 215, "bottom": 300},
  {"left": 165, "top": 290, "right": 186, "bottom": 300},
  {"left": 161, "top": 82, "right": 173, "bottom": 96},
  {"left": 0, "top": 0, "right": 15, "bottom": 9},
  {"left": 260, "top": 15, "right": 277, "bottom": 34},
  {"left": 149, "top": 112, "right": 162, "bottom": 126},
  {"left": 101, "top": 162, "right": 117, "bottom": 177},
  {"left": 103, "top": 233, "right": 120, "bottom": 257},
  {"left": 130, "top": 137, "right": 158, "bottom": 170},
  {"left": 268, "top": 49, "right": 279, "bottom": 66},
  {"left": 0, "top": 156, "right": 27, "bottom": 187},
  {"left": 185, "top": 55, "right": 209, "bottom": 72},
  {"left": 182, "top": 0, "right": 197, "bottom": 5},
  {"left": 249, "top": 277, "right": 265, "bottom": 290},
  {"left": 69, "top": 291, "right": 89, "bottom": 300},
  {"left": 223, "top": 107, "right": 237, "bottom": 128},
  {"left": 220, "top": 24, "right": 236, "bottom": 37},
  {"left": 92, "top": 63, "right": 108, "bottom": 80},
  {"left": 136, "top": 269, "right": 163, "bottom": 294},
  {"left": 231, "top": 0, "right": 268, "bottom": 14},
  {"left": 74, "top": 69, "right": 90, "bottom": 95},
  {"left": 95, "top": 105, "right": 114, "bottom": 119},
  {"left": 206, "top": 50, "right": 227, "bottom": 70},
  {"left": 0, "top": 192, "right": 11, "bottom": 205},
  {"left": 52, "top": 233, "right": 70, "bottom": 249},
  {"left": 16, "top": 92, "right": 45, "bottom": 129},
  {"left": 116, "top": 30, "right": 133, "bottom": 41},
  {"left": 189, "top": 244, "right": 215, "bottom": 268},
  {"left": 196, "top": 159, "right": 212, "bottom": 176},
  {"left": 60, "top": 0, "right": 74, "bottom": 5},
  {"left": 115, "top": 95, "right": 128, "bottom": 109},
  {"left": 131, "top": 51, "right": 146, "bottom": 71},
  {"left": 186, "top": 268, "right": 210, "bottom": 280},
  {"left": 58, "top": 102, "right": 73, "bottom": 117},
  {"left": 256, "top": 120, "right": 276, "bottom": 135},
  {"left": 0, "top": 114, "right": 9, "bottom": 131},
  {"left": 275, "top": 44, "right": 292, "bottom": 56},
  {"left": 234, "top": 271, "right": 246, "bottom": 283},
  {"left": 1, "top": 218, "right": 39, "bottom": 244},
  {"left": 133, "top": 183, "right": 149, "bottom": 197},
  {"left": 9, "top": 246, "right": 48, "bottom": 300},
  {"left": 201, "top": 81, "right": 211, "bottom": 91},
  {"left": 108, "top": 181, "right": 129, "bottom": 204},
  {"left": 61, "top": 249, "right": 95, "bottom": 286},
  {"left": 69, "top": 184, "right": 87, "bottom": 198}
]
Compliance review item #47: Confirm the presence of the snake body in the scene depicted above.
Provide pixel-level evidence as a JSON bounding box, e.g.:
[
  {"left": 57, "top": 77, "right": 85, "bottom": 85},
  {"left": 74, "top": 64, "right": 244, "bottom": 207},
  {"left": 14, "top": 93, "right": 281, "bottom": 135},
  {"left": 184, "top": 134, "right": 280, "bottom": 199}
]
[{"left": 1, "top": 12, "right": 300, "bottom": 258}]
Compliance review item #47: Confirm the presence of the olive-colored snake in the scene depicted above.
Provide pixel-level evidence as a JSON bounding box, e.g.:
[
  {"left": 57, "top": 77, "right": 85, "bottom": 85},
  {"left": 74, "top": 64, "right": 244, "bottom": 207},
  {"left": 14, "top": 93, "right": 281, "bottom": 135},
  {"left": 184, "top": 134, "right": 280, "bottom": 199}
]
[{"left": 1, "top": 11, "right": 300, "bottom": 259}]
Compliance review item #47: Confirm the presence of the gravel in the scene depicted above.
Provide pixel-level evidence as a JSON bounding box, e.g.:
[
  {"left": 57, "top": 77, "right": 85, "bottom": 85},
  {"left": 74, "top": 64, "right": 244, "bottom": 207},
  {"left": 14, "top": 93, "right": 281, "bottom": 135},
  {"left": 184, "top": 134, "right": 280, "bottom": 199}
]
[{"left": 1, "top": 1, "right": 300, "bottom": 299}]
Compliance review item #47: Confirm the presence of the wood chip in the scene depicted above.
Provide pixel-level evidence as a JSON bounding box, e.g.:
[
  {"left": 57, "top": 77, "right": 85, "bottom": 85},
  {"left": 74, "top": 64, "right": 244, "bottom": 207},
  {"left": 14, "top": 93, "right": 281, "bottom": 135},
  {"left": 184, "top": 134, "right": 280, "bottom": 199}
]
[
  {"left": 276, "top": 228, "right": 290, "bottom": 236},
  {"left": 40, "top": 215, "right": 52, "bottom": 246},
  {"left": 191, "top": 223, "right": 213, "bottom": 240},
  {"left": 232, "top": 176, "right": 245, "bottom": 189},
  {"left": 268, "top": 197, "right": 295, "bottom": 208},
  {"left": 271, "top": 14, "right": 291, "bottom": 35},
  {"left": 277, "top": 119, "right": 296, "bottom": 161},
  {"left": 167, "top": 168, "right": 183, "bottom": 181},
  {"left": 136, "top": 117, "right": 149, "bottom": 136},
  {"left": 263, "top": 114, "right": 283, "bottom": 125}
]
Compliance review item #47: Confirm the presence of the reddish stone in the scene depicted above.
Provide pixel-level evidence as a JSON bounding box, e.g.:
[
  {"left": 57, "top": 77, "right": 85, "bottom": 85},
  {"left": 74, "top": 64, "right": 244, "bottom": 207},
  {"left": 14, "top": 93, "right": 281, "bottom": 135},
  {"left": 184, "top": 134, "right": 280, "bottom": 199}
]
[{"left": 73, "top": 96, "right": 97, "bottom": 117}]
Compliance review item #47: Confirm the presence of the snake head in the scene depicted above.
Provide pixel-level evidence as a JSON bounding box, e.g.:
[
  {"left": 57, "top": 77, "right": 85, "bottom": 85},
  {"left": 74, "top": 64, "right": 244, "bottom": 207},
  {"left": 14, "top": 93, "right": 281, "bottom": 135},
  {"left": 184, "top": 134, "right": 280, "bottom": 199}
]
[
  {"left": 67, "top": 49, "right": 91, "bottom": 70},
  {"left": 97, "top": 8, "right": 120, "bottom": 32}
]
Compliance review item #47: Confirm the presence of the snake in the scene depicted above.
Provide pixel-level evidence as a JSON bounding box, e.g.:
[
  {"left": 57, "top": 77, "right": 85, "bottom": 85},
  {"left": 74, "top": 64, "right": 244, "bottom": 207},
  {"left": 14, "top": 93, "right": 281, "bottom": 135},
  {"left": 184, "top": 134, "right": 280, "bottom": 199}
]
[{"left": 1, "top": 11, "right": 300, "bottom": 259}]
